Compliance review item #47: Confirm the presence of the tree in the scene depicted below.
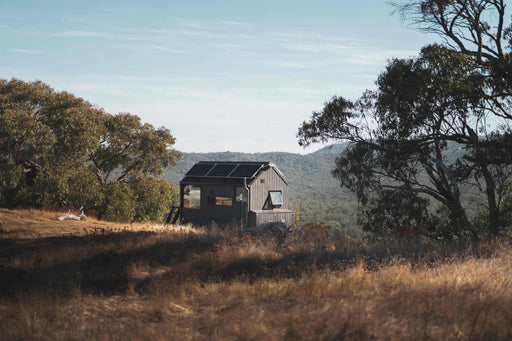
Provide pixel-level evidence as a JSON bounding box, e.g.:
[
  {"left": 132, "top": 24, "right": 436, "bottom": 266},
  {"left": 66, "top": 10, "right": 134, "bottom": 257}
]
[
  {"left": 89, "top": 112, "right": 181, "bottom": 222},
  {"left": 90, "top": 113, "right": 181, "bottom": 187},
  {"left": 299, "top": 0, "right": 512, "bottom": 239},
  {"left": 298, "top": 44, "right": 512, "bottom": 239},
  {"left": 0, "top": 78, "right": 181, "bottom": 222},
  {"left": 394, "top": 0, "right": 512, "bottom": 235},
  {"left": 393, "top": 0, "right": 512, "bottom": 111},
  {"left": 0, "top": 79, "right": 104, "bottom": 207}
]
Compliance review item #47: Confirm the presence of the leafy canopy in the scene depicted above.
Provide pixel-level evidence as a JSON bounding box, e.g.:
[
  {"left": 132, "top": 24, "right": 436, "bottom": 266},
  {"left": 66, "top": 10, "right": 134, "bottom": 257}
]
[
  {"left": 0, "top": 78, "right": 181, "bottom": 222},
  {"left": 298, "top": 42, "right": 512, "bottom": 239}
]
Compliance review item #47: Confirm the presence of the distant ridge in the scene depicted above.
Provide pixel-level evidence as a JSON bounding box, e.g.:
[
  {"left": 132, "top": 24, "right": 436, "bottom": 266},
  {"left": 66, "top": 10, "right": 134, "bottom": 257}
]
[{"left": 313, "top": 143, "right": 347, "bottom": 154}]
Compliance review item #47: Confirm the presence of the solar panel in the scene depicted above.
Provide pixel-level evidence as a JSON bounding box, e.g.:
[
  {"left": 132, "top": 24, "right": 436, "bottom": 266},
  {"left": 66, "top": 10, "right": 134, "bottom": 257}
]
[
  {"left": 208, "top": 164, "right": 238, "bottom": 177},
  {"left": 185, "top": 163, "right": 215, "bottom": 176},
  {"left": 229, "top": 164, "right": 263, "bottom": 178},
  {"left": 184, "top": 161, "right": 270, "bottom": 179}
]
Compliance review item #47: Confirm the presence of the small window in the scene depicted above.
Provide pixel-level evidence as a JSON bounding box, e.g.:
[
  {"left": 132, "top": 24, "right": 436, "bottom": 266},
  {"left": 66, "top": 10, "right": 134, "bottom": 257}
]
[
  {"left": 183, "top": 185, "right": 201, "bottom": 209},
  {"left": 270, "top": 191, "right": 283, "bottom": 206},
  {"left": 263, "top": 191, "right": 283, "bottom": 210},
  {"left": 215, "top": 196, "right": 233, "bottom": 207}
]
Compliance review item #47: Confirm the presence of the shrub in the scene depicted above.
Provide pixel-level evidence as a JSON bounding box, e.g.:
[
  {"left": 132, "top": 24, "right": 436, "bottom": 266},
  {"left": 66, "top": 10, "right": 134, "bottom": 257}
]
[
  {"left": 131, "top": 176, "right": 179, "bottom": 222},
  {"left": 101, "top": 182, "right": 136, "bottom": 222}
]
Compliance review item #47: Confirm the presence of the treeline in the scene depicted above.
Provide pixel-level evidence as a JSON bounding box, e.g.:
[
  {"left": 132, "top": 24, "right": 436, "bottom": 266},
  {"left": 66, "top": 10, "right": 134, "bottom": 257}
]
[{"left": 0, "top": 79, "right": 180, "bottom": 222}]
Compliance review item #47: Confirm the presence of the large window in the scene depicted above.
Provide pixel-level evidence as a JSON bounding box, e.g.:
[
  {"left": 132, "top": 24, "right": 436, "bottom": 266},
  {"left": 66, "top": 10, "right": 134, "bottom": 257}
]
[
  {"left": 183, "top": 185, "right": 201, "bottom": 209},
  {"left": 263, "top": 191, "right": 283, "bottom": 210}
]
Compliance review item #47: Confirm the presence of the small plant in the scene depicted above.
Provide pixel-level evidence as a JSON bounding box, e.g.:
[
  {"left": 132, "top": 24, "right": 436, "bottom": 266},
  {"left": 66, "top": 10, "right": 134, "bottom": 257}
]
[{"left": 293, "top": 206, "right": 301, "bottom": 230}]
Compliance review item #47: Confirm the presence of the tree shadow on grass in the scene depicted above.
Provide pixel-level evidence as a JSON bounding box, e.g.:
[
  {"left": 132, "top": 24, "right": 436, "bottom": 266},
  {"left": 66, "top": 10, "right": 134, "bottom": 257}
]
[
  {"left": 0, "top": 230, "right": 224, "bottom": 297},
  {"left": 0, "top": 230, "right": 487, "bottom": 298}
]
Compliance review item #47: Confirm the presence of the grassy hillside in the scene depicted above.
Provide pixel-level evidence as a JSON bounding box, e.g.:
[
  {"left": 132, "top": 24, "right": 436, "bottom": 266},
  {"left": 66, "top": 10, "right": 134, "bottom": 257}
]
[
  {"left": 1, "top": 208, "right": 512, "bottom": 340},
  {"left": 162, "top": 146, "right": 358, "bottom": 230}
]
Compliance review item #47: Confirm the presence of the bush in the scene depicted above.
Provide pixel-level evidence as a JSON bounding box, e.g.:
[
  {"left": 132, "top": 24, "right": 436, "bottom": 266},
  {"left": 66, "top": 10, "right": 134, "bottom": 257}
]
[
  {"left": 64, "top": 168, "right": 104, "bottom": 211},
  {"left": 100, "top": 177, "right": 178, "bottom": 223},
  {"left": 131, "top": 176, "right": 179, "bottom": 222},
  {"left": 101, "top": 182, "right": 137, "bottom": 222}
]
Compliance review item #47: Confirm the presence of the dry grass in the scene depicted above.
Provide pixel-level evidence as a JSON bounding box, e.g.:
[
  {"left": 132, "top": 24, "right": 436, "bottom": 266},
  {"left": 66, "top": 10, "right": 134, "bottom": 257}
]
[{"left": 1, "top": 208, "right": 512, "bottom": 340}]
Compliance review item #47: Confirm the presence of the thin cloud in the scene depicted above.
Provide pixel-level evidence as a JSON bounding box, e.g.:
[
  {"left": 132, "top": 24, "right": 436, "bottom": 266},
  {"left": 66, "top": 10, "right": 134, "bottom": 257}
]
[
  {"left": 218, "top": 20, "right": 250, "bottom": 28},
  {"left": 56, "top": 30, "right": 110, "bottom": 38},
  {"left": 275, "top": 62, "right": 310, "bottom": 69},
  {"left": 9, "top": 48, "right": 44, "bottom": 55},
  {"left": 148, "top": 44, "right": 189, "bottom": 54},
  {"left": 0, "top": 14, "right": 26, "bottom": 21}
]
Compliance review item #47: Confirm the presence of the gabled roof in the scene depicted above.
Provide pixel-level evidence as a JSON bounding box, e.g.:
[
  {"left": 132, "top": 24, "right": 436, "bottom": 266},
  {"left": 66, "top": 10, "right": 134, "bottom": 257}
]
[{"left": 181, "top": 161, "right": 287, "bottom": 185}]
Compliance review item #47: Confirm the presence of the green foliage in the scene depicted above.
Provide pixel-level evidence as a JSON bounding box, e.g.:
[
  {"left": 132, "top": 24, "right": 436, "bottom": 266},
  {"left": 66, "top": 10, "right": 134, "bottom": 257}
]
[
  {"left": 0, "top": 78, "right": 181, "bottom": 222},
  {"left": 359, "top": 189, "right": 440, "bottom": 239},
  {"left": 101, "top": 182, "right": 137, "bottom": 223},
  {"left": 0, "top": 79, "right": 104, "bottom": 208},
  {"left": 64, "top": 168, "right": 104, "bottom": 211},
  {"left": 90, "top": 113, "right": 181, "bottom": 186},
  {"left": 292, "top": 206, "right": 300, "bottom": 230},
  {"left": 99, "top": 177, "right": 179, "bottom": 223},
  {"left": 130, "top": 176, "right": 179, "bottom": 222},
  {"left": 298, "top": 43, "right": 512, "bottom": 240},
  {"left": 473, "top": 181, "right": 512, "bottom": 232}
]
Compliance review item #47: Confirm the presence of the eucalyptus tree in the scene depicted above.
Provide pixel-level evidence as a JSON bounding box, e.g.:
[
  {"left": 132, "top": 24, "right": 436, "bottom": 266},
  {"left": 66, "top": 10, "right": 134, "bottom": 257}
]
[
  {"left": 0, "top": 78, "right": 181, "bottom": 222},
  {"left": 89, "top": 113, "right": 181, "bottom": 187},
  {"left": 298, "top": 44, "right": 512, "bottom": 239},
  {"left": 394, "top": 0, "right": 512, "bottom": 111},
  {"left": 298, "top": 0, "right": 512, "bottom": 239},
  {"left": 89, "top": 113, "right": 182, "bottom": 222},
  {"left": 0, "top": 79, "right": 104, "bottom": 207}
]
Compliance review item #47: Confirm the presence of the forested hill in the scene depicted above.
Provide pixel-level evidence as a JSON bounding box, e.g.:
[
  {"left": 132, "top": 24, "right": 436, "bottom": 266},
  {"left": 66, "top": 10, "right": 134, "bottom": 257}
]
[{"left": 162, "top": 144, "right": 358, "bottom": 229}]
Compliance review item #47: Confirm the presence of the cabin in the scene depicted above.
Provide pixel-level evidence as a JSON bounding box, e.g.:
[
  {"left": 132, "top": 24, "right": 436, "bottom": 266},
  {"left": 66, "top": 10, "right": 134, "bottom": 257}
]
[{"left": 179, "top": 161, "right": 294, "bottom": 228}]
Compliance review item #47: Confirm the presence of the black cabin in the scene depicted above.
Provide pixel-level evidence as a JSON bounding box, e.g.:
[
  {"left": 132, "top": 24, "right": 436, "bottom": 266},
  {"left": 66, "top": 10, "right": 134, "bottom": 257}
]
[{"left": 180, "top": 161, "right": 294, "bottom": 228}]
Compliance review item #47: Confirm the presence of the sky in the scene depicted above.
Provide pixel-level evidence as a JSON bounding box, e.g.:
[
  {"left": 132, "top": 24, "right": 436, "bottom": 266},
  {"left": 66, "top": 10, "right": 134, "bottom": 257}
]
[{"left": 1, "top": 0, "right": 438, "bottom": 154}]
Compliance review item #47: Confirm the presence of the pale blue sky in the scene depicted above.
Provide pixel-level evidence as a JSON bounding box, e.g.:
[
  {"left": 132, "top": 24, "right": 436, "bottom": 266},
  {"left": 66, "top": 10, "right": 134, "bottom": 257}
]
[{"left": 1, "top": 0, "right": 437, "bottom": 153}]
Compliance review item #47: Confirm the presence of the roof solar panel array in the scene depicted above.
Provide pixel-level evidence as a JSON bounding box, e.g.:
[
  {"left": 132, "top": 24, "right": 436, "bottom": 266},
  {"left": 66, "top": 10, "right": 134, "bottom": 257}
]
[{"left": 184, "top": 161, "right": 268, "bottom": 178}]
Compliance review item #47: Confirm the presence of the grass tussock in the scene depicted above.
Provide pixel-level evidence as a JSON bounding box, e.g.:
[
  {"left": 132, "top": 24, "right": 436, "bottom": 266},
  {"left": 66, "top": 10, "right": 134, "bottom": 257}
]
[{"left": 1, "top": 208, "right": 512, "bottom": 340}]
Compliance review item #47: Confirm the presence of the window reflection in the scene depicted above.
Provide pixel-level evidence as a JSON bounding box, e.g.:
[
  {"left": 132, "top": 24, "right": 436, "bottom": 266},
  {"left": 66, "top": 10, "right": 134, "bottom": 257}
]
[
  {"left": 183, "top": 185, "right": 201, "bottom": 209},
  {"left": 215, "top": 196, "right": 233, "bottom": 207}
]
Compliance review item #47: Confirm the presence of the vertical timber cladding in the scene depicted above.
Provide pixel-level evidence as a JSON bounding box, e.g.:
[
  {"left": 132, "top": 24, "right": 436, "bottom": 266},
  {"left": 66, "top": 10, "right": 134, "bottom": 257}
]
[
  {"left": 251, "top": 167, "right": 288, "bottom": 209},
  {"left": 249, "top": 167, "right": 294, "bottom": 227}
]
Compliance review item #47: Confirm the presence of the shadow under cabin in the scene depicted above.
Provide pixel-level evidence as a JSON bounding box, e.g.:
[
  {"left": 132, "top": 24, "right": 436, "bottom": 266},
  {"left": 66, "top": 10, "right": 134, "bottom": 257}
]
[{"left": 179, "top": 161, "right": 294, "bottom": 228}]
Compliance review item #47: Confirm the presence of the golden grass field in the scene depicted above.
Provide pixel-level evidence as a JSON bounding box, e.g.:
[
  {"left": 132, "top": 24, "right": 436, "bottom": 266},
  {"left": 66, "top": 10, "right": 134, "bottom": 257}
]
[{"left": 1, "top": 208, "right": 512, "bottom": 340}]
